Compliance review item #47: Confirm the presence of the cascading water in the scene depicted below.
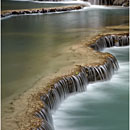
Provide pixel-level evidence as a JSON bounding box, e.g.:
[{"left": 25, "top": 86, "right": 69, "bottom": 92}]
[
  {"left": 34, "top": 34, "right": 129, "bottom": 130},
  {"left": 90, "top": 34, "right": 129, "bottom": 51},
  {"left": 53, "top": 46, "right": 129, "bottom": 130},
  {"left": 36, "top": 71, "right": 88, "bottom": 130},
  {"left": 88, "top": 0, "right": 115, "bottom": 5}
]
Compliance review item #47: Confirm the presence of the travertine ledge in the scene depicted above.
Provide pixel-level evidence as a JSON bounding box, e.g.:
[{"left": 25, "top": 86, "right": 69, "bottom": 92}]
[
  {"left": 19, "top": 32, "right": 129, "bottom": 130},
  {"left": 1, "top": 5, "right": 86, "bottom": 18},
  {"left": 2, "top": 31, "right": 129, "bottom": 130}
]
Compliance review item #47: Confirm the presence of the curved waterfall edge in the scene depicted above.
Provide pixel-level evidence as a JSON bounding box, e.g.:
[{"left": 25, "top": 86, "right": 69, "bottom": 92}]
[{"left": 19, "top": 33, "right": 129, "bottom": 130}]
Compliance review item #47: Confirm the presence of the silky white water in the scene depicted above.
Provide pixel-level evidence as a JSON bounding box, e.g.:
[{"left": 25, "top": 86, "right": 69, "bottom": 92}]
[{"left": 53, "top": 46, "right": 129, "bottom": 130}]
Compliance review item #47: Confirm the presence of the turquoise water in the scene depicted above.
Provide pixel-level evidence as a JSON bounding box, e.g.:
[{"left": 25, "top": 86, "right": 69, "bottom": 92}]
[{"left": 53, "top": 46, "right": 129, "bottom": 130}]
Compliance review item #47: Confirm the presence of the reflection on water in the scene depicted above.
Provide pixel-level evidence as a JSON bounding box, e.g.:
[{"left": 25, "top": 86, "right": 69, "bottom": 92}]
[
  {"left": 2, "top": 0, "right": 75, "bottom": 10},
  {"left": 53, "top": 46, "right": 129, "bottom": 130},
  {"left": 2, "top": 7, "right": 128, "bottom": 101}
]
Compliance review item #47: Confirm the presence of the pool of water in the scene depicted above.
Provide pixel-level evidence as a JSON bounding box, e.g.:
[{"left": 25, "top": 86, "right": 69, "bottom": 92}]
[
  {"left": 2, "top": 6, "right": 128, "bottom": 101},
  {"left": 53, "top": 46, "right": 129, "bottom": 130},
  {"left": 2, "top": 0, "right": 79, "bottom": 10}
]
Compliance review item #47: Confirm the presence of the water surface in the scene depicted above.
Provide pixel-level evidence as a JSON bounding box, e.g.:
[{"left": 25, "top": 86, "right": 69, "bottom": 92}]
[
  {"left": 53, "top": 46, "right": 129, "bottom": 130},
  {"left": 2, "top": 0, "right": 78, "bottom": 10},
  {"left": 2, "top": 6, "right": 128, "bottom": 101}
]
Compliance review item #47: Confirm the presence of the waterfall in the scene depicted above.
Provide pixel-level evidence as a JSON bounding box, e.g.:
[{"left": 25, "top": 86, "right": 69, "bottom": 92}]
[
  {"left": 36, "top": 71, "right": 88, "bottom": 130},
  {"left": 1, "top": 5, "right": 86, "bottom": 19},
  {"left": 33, "top": 34, "right": 129, "bottom": 130},
  {"left": 88, "top": 0, "right": 115, "bottom": 5},
  {"left": 90, "top": 34, "right": 129, "bottom": 51}
]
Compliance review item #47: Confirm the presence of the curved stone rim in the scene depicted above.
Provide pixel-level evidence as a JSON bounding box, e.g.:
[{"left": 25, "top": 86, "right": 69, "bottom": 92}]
[
  {"left": 16, "top": 32, "right": 129, "bottom": 130},
  {"left": 1, "top": 5, "right": 87, "bottom": 19}
]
